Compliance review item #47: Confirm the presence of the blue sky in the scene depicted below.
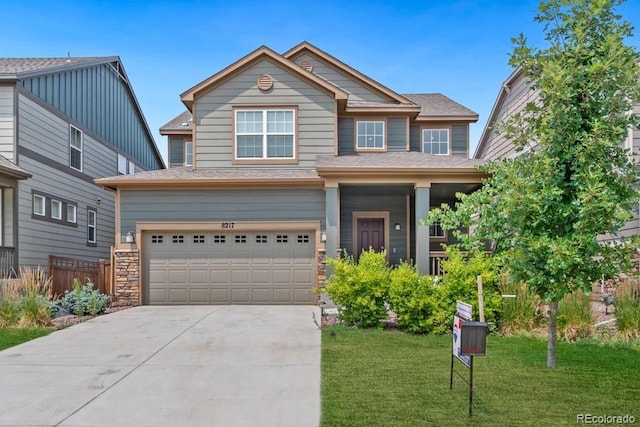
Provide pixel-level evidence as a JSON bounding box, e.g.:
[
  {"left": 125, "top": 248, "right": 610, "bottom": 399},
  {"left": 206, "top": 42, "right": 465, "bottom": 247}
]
[{"left": 2, "top": 0, "right": 639, "bottom": 163}]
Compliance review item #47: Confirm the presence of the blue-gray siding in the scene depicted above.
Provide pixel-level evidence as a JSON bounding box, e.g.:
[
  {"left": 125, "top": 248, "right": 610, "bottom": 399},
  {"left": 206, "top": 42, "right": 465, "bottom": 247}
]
[
  {"left": 338, "top": 118, "right": 354, "bottom": 155},
  {"left": 387, "top": 117, "right": 406, "bottom": 152},
  {"left": 120, "top": 189, "right": 326, "bottom": 232},
  {"left": 195, "top": 59, "right": 335, "bottom": 169},
  {"left": 168, "top": 136, "right": 184, "bottom": 167},
  {"left": 20, "top": 63, "right": 162, "bottom": 170},
  {"left": 0, "top": 85, "right": 14, "bottom": 161},
  {"left": 339, "top": 185, "right": 410, "bottom": 265},
  {"left": 452, "top": 124, "right": 467, "bottom": 156}
]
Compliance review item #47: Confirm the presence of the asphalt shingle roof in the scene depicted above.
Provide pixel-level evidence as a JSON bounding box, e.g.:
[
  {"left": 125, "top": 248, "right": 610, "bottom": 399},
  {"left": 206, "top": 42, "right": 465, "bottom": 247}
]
[
  {"left": 0, "top": 155, "right": 31, "bottom": 179},
  {"left": 0, "top": 57, "right": 106, "bottom": 75},
  {"left": 402, "top": 93, "right": 478, "bottom": 118},
  {"left": 160, "top": 110, "right": 193, "bottom": 132},
  {"left": 316, "top": 152, "right": 485, "bottom": 169}
]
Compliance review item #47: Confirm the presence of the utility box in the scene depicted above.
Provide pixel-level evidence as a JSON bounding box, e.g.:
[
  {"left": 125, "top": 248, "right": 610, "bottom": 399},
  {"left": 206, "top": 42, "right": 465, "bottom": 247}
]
[{"left": 460, "top": 321, "right": 488, "bottom": 356}]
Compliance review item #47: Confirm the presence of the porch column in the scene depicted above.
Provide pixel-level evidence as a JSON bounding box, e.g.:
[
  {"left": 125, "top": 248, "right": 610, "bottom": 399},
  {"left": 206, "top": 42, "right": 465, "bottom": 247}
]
[
  {"left": 325, "top": 185, "right": 339, "bottom": 264},
  {"left": 415, "top": 184, "right": 430, "bottom": 275}
]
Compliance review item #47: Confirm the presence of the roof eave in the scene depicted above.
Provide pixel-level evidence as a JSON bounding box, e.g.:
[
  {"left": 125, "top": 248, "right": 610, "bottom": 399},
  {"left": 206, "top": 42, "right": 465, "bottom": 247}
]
[
  {"left": 159, "top": 128, "right": 192, "bottom": 136},
  {"left": 415, "top": 115, "right": 479, "bottom": 123},
  {"left": 344, "top": 106, "right": 422, "bottom": 114},
  {"left": 95, "top": 176, "right": 325, "bottom": 189},
  {"left": 0, "top": 166, "right": 32, "bottom": 180}
]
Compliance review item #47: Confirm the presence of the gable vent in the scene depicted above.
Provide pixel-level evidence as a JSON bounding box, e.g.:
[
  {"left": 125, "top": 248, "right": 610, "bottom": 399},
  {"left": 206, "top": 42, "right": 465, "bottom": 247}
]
[
  {"left": 257, "top": 74, "right": 273, "bottom": 91},
  {"left": 299, "top": 60, "right": 313, "bottom": 72}
]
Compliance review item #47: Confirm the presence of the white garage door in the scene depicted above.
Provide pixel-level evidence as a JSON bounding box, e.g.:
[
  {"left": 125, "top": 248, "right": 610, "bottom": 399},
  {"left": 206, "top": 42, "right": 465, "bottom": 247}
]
[{"left": 143, "top": 231, "right": 316, "bottom": 305}]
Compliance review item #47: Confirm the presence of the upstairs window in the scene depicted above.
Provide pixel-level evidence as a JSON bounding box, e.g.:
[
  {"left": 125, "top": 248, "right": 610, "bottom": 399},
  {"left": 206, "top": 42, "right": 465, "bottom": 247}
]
[
  {"left": 70, "top": 125, "right": 83, "bottom": 171},
  {"left": 118, "top": 154, "right": 136, "bottom": 174},
  {"left": 356, "top": 121, "right": 385, "bottom": 150},
  {"left": 422, "top": 129, "right": 449, "bottom": 155},
  {"left": 87, "top": 208, "right": 97, "bottom": 245},
  {"left": 185, "top": 141, "right": 193, "bottom": 166},
  {"left": 235, "top": 109, "right": 295, "bottom": 159},
  {"left": 33, "top": 194, "right": 45, "bottom": 216}
]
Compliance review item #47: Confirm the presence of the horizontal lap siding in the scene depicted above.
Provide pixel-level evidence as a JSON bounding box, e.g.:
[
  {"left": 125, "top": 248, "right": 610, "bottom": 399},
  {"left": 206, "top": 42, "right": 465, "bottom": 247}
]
[
  {"left": 338, "top": 118, "right": 355, "bottom": 155},
  {"left": 451, "top": 124, "right": 467, "bottom": 156},
  {"left": 291, "top": 53, "right": 389, "bottom": 103},
  {"left": 0, "top": 85, "right": 14, "bottom": 161},
  {"left": 120, "top": 189, "right": 326, "bottom": 231},
  {"left": 410, "top": 125, "right": 421, "bottom": 152},
  {"left": 195, "top": 59, "right": 335, "bottom": 169}
]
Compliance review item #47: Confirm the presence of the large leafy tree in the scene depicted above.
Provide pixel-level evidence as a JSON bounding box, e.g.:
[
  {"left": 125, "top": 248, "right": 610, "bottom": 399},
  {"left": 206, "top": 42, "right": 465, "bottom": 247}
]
[{"left": 430, "top": 0, "right": 640, "bottom": 367}]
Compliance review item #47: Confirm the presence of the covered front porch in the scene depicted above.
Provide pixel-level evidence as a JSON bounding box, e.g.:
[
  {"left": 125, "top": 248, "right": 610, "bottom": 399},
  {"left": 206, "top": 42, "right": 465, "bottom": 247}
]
[
  {"left": 0, "top": 158, "right": 31, "bottom": 276},
  {"left": 316, "top": 152, "right": 487, "bottom": 275}
]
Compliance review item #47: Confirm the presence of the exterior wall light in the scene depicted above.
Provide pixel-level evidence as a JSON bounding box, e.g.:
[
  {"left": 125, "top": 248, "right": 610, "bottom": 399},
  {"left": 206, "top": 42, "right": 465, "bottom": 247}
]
[
  {"left": 395, "top": 223, "right": 401, "bottom": 231},
  {"left": 125, "top": 231, "right": 135, "bottom": 243},
  {"left": 321, "top": 230, "right": 327, "bottom": 242}
]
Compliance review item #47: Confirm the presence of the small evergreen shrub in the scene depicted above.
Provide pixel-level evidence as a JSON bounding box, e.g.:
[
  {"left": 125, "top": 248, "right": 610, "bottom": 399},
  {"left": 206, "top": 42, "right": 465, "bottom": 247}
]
[
  {"left": 60, "top": 279, "right": 108, "bottom": 316},
  {"left": 615, "top": 278, "right": 640, "bottom": 340},
  {"left": 557, "top": 289, "right": 593, "bottom": 341},
  {"left": 387, "top": 261, "right": 440, "bottom": 333},
  {"left": 325, "top": 249, "right": 390, "bottom": 328}
]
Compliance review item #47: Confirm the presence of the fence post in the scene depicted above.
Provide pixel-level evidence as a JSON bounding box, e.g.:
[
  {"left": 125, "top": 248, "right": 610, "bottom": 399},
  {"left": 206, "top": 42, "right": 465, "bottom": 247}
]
[{"left": 98, "top": 260, "right": 105, "bottom": 294}]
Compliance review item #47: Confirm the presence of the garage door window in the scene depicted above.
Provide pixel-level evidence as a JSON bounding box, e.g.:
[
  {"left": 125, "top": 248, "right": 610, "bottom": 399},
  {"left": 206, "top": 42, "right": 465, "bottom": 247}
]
[
  {"left": 151, "top": 235, "right": 163, "bottom": 243},
  {"left": 256, "top": 235, "right": 267, "bottom": 243},
  {"left": 276, "top": 234, "right": 289, "bottom": 243},
  {"left": 235, "top": 235, "right": 247, "bottom": 243},
  {"left": 172, "top": 235, "right": 184, "bottom": 243},
  {"left": 193, "top": 235, "right": 205, "bottom": 243},
  {"left": 214, "top": 235, "right": 226, "bottom": 243},
  {"left": 298, "top": 234, "right": 310, "bottom": 243}
]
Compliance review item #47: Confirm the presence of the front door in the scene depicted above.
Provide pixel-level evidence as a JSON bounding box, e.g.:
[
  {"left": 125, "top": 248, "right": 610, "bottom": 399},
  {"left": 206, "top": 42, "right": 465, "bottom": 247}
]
[{"left": 357, "top": 218, "right": 385, "bottom": 255}]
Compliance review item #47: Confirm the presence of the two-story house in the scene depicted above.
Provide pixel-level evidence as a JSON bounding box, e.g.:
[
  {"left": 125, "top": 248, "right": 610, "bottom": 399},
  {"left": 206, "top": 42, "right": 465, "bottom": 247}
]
[
  {"left": 0, "top": 57, "right": 164, "bottom": 276},
  {"left": 96, "top": 42, "right": 486, "bottom": 306},
  {"left": 475, "top": 67, "right": 640, "bottom": 244}
]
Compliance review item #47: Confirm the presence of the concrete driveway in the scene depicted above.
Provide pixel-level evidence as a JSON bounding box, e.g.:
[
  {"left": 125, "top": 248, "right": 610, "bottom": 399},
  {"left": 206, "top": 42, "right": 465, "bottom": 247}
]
[{"left": 0, "top": 305, "right": 321, "bottom": 427}]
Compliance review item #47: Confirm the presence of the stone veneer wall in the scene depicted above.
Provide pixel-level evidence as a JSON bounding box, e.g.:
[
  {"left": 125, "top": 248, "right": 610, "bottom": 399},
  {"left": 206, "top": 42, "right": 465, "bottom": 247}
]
[
  {"left": 113, "top": 248, "right": 140, "bottom": 306},
  {"left": 317, "top": 248, "right": 327, "bottom": 303}
]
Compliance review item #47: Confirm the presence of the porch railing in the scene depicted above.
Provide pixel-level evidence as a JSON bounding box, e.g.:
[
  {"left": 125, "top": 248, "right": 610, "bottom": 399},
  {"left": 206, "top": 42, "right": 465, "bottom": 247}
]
[
  {"left": 429, "top": 251, "right": 447, "bottom": 276},
  {"left": 0, "top": 247, "right": 16, "bottom": 278}
]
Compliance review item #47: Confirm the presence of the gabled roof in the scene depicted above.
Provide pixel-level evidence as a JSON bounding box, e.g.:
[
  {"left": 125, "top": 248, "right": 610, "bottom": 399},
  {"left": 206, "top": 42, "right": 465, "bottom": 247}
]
[
  {"left": 0, "top": 155, "right": 31, "bottom": 180},
  {"left": 160, "top": 110, "right": 192, "bottom": 135},
  {"left": 180, "top": 45, "right": 349, "bottom": 111},
  {"left": 403, "top": 94, "right": 479, "bottom": 121},
  {"left": 284, "top": 41, "right": 415, "bottom": 106},
  {"left": 473, "top": 67, "right": 524, "bottom": 159}
]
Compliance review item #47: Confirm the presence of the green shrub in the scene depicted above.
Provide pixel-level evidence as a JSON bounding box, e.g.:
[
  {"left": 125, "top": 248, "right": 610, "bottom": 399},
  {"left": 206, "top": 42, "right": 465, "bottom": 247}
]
[
  {"left": 0, "top": 267, "right": 54, "bottom": 327},
  {"left": 60, "top": 279, "right": 108, "bottom": 316},
  {"left": 615, "top": 278, "right": 640, "bottom": 340},
  {"left": 498, "top": 276, "right": 540, "bottom": 335},
  {"left": 388, "top": 261, "right": 440, "bottom": 333},
  {"left": 557, "top": 289, "right": 594, "bottom": 341},
  {"left": 18, "top": 294, "right": 55, "bottom": 328},
  {"left": 325, "top": 249, "right": 390, "bottom": 328},
  {"left": 0, "top": 298, "right": 19, "bottom": 327},
  {"left": 429, "top": 247, "right": 501, "bottom": 333}
]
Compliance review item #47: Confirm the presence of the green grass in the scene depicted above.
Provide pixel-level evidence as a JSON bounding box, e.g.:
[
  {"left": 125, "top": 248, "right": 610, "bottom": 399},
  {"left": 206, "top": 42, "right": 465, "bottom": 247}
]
[
  {"left": 0, "top": 327, "right": 53, "bottom": 351},
  {"left": 321, "top": 326, "right": 640, "bottom": 427}
]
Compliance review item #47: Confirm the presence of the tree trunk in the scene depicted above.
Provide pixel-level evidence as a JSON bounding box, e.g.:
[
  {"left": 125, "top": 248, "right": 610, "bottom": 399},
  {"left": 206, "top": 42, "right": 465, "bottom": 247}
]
[{"left": 547, "top": 301, "right": 558, "bottom": 368}]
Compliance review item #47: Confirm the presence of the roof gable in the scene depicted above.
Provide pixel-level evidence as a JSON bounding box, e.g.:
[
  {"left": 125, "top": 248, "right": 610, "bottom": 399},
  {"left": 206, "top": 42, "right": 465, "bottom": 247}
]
[
  {"left": 180, "top": 45, "right": 348, "bottom": 110},
  {"left": 283, "top": 42, "right": 414, "bottom": 106}
]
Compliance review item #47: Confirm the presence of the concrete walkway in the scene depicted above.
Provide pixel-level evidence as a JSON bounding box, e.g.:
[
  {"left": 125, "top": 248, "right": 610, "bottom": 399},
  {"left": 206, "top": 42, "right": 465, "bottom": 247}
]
[{"left": 0, "top": 305, "right": 321, "bottom": 427}]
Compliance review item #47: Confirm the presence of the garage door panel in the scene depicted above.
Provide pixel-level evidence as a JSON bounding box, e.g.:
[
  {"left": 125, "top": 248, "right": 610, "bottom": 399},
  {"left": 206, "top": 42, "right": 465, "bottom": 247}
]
[{"left": 145, "top": 230, "right": 316, "bottom": 305}]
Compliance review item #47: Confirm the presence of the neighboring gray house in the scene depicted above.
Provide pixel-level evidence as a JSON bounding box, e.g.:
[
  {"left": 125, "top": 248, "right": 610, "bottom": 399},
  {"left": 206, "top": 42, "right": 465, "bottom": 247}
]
[
  {"left": 0, "top": 57, "right": 164, "bottom": 275},
  {"left": 97, "top": 42, "right": 486, "bottom": 306},
  {"left": 475, "top": 67, "right": 640, "bottom": 243}
]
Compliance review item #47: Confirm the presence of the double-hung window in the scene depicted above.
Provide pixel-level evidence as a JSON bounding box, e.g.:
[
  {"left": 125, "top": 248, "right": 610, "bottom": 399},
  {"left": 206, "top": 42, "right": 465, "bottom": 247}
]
[
  {"left": 422, "top": 129, "right": 449, "bottom": 155},
  {"left": 356, "top": 121, "right": 385, "bottom": 150},
  {"left": 235, "top": 109, "right": 295, "bottom": 159},
  {"left": 87, "top": 208, "right": 97, "bottom": 245},
  {"left": 70, "top": 125, "right": 83, "bottom": 171}
]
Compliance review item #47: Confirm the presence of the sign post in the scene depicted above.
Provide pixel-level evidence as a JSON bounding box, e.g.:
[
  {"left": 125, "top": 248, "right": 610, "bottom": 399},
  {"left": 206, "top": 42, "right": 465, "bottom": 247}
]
[{"left": 450, "top": 300, "right": 487, "bottom": 416}]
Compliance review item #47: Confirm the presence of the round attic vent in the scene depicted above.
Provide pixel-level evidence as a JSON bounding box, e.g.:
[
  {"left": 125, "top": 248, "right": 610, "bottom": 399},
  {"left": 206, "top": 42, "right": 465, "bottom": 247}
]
[
  {"left": 300, "top": 60, "right": 313, "bottom": 72},
  {"left": 257, "top": 74, "right": 273, "bottom": 91}
]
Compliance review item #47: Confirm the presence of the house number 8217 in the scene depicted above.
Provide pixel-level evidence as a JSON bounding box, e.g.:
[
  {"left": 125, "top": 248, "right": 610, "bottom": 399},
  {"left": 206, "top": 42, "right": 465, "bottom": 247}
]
[{"left": 221, "top": 222, "right": 235, "bottom": 229}]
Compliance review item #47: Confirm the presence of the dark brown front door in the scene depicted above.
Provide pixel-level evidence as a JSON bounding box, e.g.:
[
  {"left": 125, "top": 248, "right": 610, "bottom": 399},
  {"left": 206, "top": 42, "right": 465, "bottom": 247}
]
[{"left": 357, "top": 218, "right": 385, "bottom": 255}]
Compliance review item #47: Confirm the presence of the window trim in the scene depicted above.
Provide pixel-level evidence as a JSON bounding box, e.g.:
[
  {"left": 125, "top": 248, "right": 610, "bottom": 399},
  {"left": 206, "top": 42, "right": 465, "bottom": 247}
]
[
  {"left": 33, "top": 194, "right": 45, "bottom": 216},
  {"left": 184, "top": 141, "right": 193, "bottom": 166},
  {"left": 422, "top": 128, "right": 450, "bottom": 156},
  {"left": 70, "top": 125, "right": 83, "bottom": 172},
  {"left": 355, "top": 119, "right": 386, "bottom": 152},
  {"left": 87, "top": 208, "right": 97, "bottom": 246},
  {"left": 67, "top": 204, "right": 77, "bottom": 224},
  {"left": 232, "top": 106, "right": 299, "bottom": 164}
]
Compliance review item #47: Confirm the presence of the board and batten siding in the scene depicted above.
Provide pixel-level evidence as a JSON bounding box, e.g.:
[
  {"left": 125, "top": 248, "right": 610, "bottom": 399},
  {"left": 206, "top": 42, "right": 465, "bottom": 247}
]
[
  {"left": 120, "top": 189, "right": 326, "bottom": 232},
  {"left": 195, "top": 59, "right": 335, "bottom": 169},
  {"left": 20, "top": 63, "right": 162, "bottom": 170},
  {"left": 0, "top": 85, "right": 15, "bottom": 161},
  {"left": 17, "top": 156, "right": 115, "bottom": 268},
  {"left": 290, "top": 52, "right": 390, "bottom": 104}
]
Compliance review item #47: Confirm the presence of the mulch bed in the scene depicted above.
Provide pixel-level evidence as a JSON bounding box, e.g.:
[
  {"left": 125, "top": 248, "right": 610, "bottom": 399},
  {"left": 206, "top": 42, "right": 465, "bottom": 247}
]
[{"left": 50, "top": 305, "right": 132, "bottom": 329}]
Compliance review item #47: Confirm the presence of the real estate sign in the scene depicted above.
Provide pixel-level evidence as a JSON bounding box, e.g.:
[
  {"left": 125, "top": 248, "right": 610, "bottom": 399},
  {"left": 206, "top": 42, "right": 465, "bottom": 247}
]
[{"left": 453, "top": 301, "right": 473, "bottom": 367}]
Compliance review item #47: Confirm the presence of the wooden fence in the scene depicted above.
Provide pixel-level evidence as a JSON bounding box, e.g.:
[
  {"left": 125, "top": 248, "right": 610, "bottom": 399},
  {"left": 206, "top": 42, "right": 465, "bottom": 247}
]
[{"left": 48, "top": 255, "right": 111, "bottom": 298}]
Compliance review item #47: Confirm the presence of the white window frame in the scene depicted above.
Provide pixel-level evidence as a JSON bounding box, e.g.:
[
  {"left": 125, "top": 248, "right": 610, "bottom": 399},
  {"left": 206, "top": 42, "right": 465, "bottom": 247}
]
[
  {"left": 51, "top": 200, "right": 62, "bottom": 220},
  {"left": 70, "top": 125, "right": 83, "bottom": 171},
  {"left": 87, "top": 209, "right": 97, "bottom": 244},
  {"left": 117, "top": 153, "right": 127, "bottom": 174},
  {"left": 33, "top": 194, "right": 45, "bottom": 216},
  {"left": 422, "top": 129, "right": 450, "bottom": 155},
  {"left": 128, "top": 160, "right": 135, "bottom": 174},
  {"left": 356, "top": 120, "right": 385, "bottom": 150},
  {"left": 234, "top": 109, "right": 296, "bottom": 160},
  {"left": 67, "top": 204, "right": 77, "bottom": 224},
  {"left": 184, "top": 141, "right": 193, "bottom": 166}
]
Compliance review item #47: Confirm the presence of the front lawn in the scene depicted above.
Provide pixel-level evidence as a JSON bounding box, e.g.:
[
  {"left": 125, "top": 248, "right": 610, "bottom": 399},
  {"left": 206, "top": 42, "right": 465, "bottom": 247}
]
[
  {"left": 322, "top": 326, "right": 639, "bottom": 426},
  {"left": 0, "top": 327, "right": 53, "bottom": 351}
]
